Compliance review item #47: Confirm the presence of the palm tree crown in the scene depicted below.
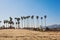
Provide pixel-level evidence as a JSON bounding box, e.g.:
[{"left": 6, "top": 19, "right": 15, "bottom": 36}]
[
  {"left": 31, "top": 15, "right": 34, "bottom": 19},
  {"left": 21, "top": 17, "right": 23, "bottom": 20},
  {"left": 9, "top": 17, "right": 12, "bottom": 21},
  {"left": 44, "top": 15, "right": 47, "bottom": 19},
  {"left": 41, "top": 17, "right": 43, "bottom": 20},
  {"left": 0, "top": 21, "right": 1, "bottom": 23},
  {"left": 36, "top": 16, "right": 39, "bottom": 19}
]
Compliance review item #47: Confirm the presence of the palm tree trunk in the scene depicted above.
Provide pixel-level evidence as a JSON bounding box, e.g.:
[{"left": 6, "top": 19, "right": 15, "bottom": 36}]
[
  {"left": 36, "top": 19, "right": 39, "bottom": 30},
  {"left": 5, "top": 23, "right": 6, "bottom": 28},
  {"left": 23, "top": 19, "right": 25, "bottom": 28},
  {"left": 44, "top": 18, "right": 46, "bottom": 28},
  {"left": 40, "top": 19, "right": 43, "bottom": 30},
  {"left": 6, "top": 23, "right": 7, "bottom": 29},
  {"left": 10, "top": 24, "right": 11, "bottom": 28},
  {"left": 31, "top": 19, "right": 34, "bottom": 28},
  {"left": 42, "top": 18, "right": 46, "bottom": 31},
  {"left": 41, "top": 20, "right": 42, "bottom": 27},
  {"left": 18, "top": 24, "right": 20, "bottom": 29},
  {"left": 27, "top": 19, "right": 29, "bottom": 27},
  {"left": 22, "top": 20, "right": 23, "bottom": 28},
  {"left": 16, "top": 24, "right": 17, "bottom": 29}
]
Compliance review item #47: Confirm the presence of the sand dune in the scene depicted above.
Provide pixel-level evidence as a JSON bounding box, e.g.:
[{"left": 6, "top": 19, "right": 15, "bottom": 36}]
[{"left": 0, "top": 29, "right": 60, "bottom": 40}]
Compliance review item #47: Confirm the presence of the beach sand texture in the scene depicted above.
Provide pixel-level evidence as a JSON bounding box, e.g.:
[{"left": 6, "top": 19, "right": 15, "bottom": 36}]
[{"left": 0, "top": 29, "right": 60, "bottom": 40}]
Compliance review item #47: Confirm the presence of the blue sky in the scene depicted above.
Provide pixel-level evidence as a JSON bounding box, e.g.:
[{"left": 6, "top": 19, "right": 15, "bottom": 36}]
[{"left": 0, "top": 0, "right": 60, "bottom": 26}]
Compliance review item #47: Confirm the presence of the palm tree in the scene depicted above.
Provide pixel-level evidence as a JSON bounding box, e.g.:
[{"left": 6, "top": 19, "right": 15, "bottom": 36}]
[
  {"left": 21, "top": 17, "right": 23, "bottom": 28},
  {"left": 9, "top": 17, "right": 12, "bottom": 27},
  {"left": 17, "top": 18, "right": 20, "bottom": 28},
  {"left": 8, "top": 21, "right": 14, "bottom": 29},
  {"left": 15, "top": 18, "right": 20, "bottom": 29},
  {"left": 41, "top": 17, "right": 43, "bottom": 26},
  {"left": 25, "top": 16, "right": 27, "bottom": 28},
  {"left": 36, "top": 16, "right": 39, "bottom": 30},
  {"left": 23, "top": 16, "right": 26, "bottom": 28},
  {"left": 15, "top": 18, "right": 17, "bottom": 29},
  {"left": 4, "top": 20, "right": 8, "bottom": 28},
  {"left": 4, "top": 20, "right": 6, "bottom": 28},
  {"left": 40, "top": 17, "right": 43, "bottom": 30},
  {"left": 26, "top": 16, "right": 30, "bottom": 28},
  {"left": 31, "top": 15, "right": 34, "bottom": 28},
  {"left": 44, "top": 15, "right": 47, "bottom": 28},
  {"left": 15, "top": 22, "right": 17, "bottom": 28},
  {"left": 43, "top": 15, "right": 47, "bottom": 31},
  {"left": 36, "top": 16, "right": 39, "bottom": 28},
  {"left": 9, "top": 17, "right": 14, "bottom": 28}
]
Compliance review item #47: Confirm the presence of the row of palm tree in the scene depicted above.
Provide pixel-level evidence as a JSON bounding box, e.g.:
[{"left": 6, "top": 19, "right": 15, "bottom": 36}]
[{"left": 0, "top": 15, "right": 47, "bottom": 31}]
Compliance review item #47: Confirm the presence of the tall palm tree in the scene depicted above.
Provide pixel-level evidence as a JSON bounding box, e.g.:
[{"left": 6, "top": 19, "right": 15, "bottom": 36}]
[
  {"left": 15, "top": 18, "right": 20, "bottom": 29},
  {"left": 44, "top": 15, "right": 47, "bottom": 28},
  {"left": 36, "top": 16, "right": 39, "bottom": 28},
  {"left": 4, "top": 20, "right": 8, "bottom": 28},
  {"left": 22, "top": 16, "right": 24, "bottom": 28},
  {"left": 15, "top": 18, "right": 17, "bottom": 29},
  {"left": 31, "top": 15, "right": 34, "bottom": 28},
  {"left": 25, "top": 16, "right": 27, "bottom": 28},
  {"left": 15, "top": 22, "right": 17, "bottom": 28},
  {"left": 40, "top": 17, "right": 43, "bottom": 30},
  {"left": 43, "top": 15, "right": 47, "bottom": 31},
  {"left": 9, "top": 17, "right": 12, "bottom": 27},
  {"left": 8, "top": 21, "right": 14, "bottom": 28},
  {"left": 21, "top": 17, "right": 23, "bottom": 28},
  {"left": 26, "top": 16, "right": 30, "bottom": 28},
  {"left": 17, "top": 18, "right": 20, "bottom": 28},
  {"left": 9, "top": 17, "right": 14, "bottom": 28},
  {"left": 23, "top": 16, "right": 26, "bottom": 28},
  {"left": 41, "top": 17, "right": 43, "bottom": 26}
]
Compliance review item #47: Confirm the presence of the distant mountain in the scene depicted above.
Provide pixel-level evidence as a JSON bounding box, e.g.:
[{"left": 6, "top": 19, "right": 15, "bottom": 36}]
[{"left": 47, "top": 24, "right": 60, "bottom": 29}]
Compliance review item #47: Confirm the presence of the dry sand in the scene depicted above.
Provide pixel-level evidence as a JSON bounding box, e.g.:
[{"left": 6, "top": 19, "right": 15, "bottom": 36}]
[{"left": 0, "top": 29, "right": 60, "bottom": 40}]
